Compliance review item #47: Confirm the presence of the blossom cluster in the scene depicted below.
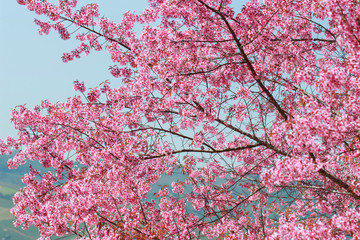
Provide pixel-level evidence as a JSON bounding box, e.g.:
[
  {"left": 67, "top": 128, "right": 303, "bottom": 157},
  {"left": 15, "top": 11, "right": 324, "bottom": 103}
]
[{"left": 5, "top": 0, "right": 360, "bottom": 239}]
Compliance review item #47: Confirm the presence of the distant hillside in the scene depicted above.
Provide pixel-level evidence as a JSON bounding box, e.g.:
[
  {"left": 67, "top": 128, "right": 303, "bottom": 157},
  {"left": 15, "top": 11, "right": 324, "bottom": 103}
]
[
  {"left": 0, "top": 153, "right": 43, "bottom": 189},
  {"left": 0, "top": 153, "right": 40, "bottom": 239}
]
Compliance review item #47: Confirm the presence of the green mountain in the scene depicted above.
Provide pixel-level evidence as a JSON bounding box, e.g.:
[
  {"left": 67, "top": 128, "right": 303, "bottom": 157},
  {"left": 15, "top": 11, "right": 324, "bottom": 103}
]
[{"left": 0, "top": 154, "right": 40, "bottom": 240}]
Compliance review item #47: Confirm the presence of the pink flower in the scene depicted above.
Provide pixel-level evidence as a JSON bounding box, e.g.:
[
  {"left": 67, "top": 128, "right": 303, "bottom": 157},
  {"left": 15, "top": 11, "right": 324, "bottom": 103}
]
[
  {"left": 87, "top": 88, "right": 100, "bottom": 102},
  {"left": 73, "top": 80, "right": 86, "bottom": 92},
  {"left": 17, "top": 0, "right": 26, "bottom": 5}
]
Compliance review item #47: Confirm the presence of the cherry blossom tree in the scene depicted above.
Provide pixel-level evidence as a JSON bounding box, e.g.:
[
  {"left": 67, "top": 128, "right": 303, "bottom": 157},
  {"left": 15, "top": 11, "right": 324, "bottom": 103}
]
[{"left": 2, "top": 0, "right": 360, "bottom": 238}]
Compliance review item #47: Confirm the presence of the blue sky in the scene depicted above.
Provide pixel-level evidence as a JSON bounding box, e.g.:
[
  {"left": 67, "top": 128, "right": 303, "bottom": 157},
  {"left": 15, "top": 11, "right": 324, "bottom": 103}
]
[{"left": 0, "top": 1, "right": 147, "bottom": 139}]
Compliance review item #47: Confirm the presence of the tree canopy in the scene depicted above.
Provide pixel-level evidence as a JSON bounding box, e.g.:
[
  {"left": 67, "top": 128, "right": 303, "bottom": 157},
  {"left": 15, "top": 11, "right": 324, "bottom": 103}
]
[{"left": 2, "top": 0, "right": 360, "bottom": 239}]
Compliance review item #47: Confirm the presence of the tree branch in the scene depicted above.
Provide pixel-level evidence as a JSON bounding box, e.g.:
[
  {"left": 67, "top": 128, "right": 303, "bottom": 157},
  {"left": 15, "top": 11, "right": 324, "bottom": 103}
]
[
  {"left": 59, "top": 16, "right": 131, "bottom": 51},
  {"left": 309, "top": 152, "right": 360, "bottom": 200},
  {"left": 197, "top": 0, "right": 289, "bottom": 121}
]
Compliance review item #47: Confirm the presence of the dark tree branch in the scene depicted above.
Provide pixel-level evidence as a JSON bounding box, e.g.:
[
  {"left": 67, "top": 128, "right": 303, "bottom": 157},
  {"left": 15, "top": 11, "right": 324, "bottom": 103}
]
[
  {"left": 197, "top": 0, "right": 289, "bottom": 121},
  {"left": 309, "top": 152, "right": 360, "bottom": 200},
  {"left": 59, "top": 16, "right": 131, "bottom": 51}
]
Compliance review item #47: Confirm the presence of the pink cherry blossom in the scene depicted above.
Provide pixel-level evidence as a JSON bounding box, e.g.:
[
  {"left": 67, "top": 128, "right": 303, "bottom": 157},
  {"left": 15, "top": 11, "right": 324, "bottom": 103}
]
[{"left": 3, "top": 0, "right": 360, "bottom": 239}]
